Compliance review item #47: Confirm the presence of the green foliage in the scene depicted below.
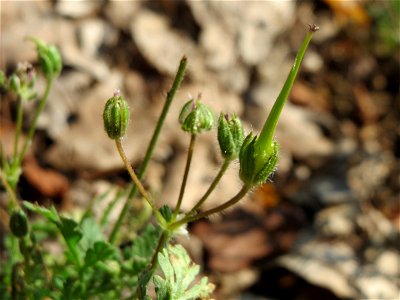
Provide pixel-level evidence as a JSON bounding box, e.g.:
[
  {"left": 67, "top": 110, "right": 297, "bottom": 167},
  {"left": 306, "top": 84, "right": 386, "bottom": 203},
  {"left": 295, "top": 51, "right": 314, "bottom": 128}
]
[
  {"left": 24, "top": 201, "right": 83, "bottom": 265},
  {"left": 154, "top": 244, "right": 214, "bottom": 300},
  {"left": 159, "top": 205, "right": 173, "bottom": 223},
  {"left": 128, "top": 225, "right": 160, "bottom": 275},
  {"left": 84, "top": 241, "right": 117, "bottom": 268},
  {"left": 368, "top": 0, "right": 400, "bottom": 53}
]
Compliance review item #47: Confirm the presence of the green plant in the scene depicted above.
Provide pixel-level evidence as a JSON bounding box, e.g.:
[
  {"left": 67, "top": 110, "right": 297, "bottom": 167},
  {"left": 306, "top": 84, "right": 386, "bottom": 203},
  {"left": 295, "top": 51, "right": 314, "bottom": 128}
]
[
  {"left": 0, "top": 25, "right": 318, "bottom": 299},
  {"left": 367, "top": 0, "right": 400, "bottom": 54}
]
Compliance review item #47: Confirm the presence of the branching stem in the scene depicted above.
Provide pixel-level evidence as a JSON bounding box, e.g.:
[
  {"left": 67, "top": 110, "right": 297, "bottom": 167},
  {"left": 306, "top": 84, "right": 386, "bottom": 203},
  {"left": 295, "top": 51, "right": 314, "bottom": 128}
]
[
  {"left": 109, "top": 56, "right": 187, "bottom": 244},
  {"left": 187, "top": 158, "right": 231, "bottom": 216},
  {"left": 170, "top": 185, "right": 249, "bottom": 230}
]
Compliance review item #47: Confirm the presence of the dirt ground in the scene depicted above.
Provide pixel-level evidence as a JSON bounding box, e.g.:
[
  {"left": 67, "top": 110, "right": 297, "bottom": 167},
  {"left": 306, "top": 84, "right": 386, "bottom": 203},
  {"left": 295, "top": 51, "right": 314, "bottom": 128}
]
[{"left": 1, "top": 1, "right": 399, "bottom": 299}]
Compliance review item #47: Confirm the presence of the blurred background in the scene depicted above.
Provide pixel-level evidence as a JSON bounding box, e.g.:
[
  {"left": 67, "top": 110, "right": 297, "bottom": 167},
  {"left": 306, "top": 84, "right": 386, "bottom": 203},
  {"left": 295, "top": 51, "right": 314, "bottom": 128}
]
[{"left": 1, "top": 1, "right": 399, "bottom": 299}]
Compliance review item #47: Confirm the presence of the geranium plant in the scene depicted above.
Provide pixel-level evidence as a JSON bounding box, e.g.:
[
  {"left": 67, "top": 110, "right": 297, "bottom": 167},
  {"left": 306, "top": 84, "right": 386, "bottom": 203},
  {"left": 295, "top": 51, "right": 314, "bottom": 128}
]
[{"left": 0, "top": 25, "right": 318, "bottom": 299}]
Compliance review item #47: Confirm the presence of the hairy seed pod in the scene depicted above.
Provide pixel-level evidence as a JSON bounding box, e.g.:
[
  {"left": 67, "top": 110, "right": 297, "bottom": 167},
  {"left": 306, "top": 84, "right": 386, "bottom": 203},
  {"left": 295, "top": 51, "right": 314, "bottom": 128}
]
[
  {"left": 9, "top": 210, "right": 29, "bottom": 238},
  {"left": 9, "top": 74, "right": 21, "bottom": 94},
  {"left": 103, "top": 95, "right": 130, "bottom": 139},
  {"left": 239, "top": 133, "right": 279, "bottom": 187},
  {"left": 179, "top": 98, "right": 215, "bottom": 134},
  {"left": 31, "top": 38, "right": 62, "bottom": 80},
  {"left": 217, "top": 113, "right": 244, "bottom": 160},
  {"left": 47, "top": 45, "right": 62, "bottom": 76}
]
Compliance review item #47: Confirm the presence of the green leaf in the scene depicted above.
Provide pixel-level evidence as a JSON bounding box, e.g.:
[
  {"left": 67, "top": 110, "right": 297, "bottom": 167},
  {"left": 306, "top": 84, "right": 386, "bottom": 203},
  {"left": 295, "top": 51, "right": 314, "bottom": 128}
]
[
  {"left": 23, "top": 201, "right": 83, "bottom": 265},
  {"left": 59, "top": 217, "right": 82, "bottom": 248},
  {"left": 84, "top": 241, "right": 116, "bottom": 268},
  {"left": 159, "top": 205, "right": 173, "bottom": 223},
  {"left": 23, "top": 201, "right": 59, "bottom": 223},
  {"left": 154, "top": 244, "right": 214, "bottom": 300},
  {"left": 79, "top": 216, "right": 104, "bottom": 252},
  {"left": 154, "top": 275, "right": 172, "bottom": 300},
  {"left": 130, "top": 225, "right": 160, "bottom": 260}
]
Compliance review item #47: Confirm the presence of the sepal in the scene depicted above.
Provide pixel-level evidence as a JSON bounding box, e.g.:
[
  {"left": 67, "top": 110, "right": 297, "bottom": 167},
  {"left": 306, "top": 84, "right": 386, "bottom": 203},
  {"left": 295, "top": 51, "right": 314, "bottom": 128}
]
[{"left": 179, "top": 97, "right": 215, "bottom": 134}]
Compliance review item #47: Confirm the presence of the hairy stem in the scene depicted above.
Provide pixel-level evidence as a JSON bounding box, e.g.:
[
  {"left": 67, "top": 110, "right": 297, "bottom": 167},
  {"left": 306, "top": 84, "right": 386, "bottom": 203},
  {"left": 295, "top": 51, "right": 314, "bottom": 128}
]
[
  {"left": 187, "top": 158, "right": 231, "bottom": 216},
  {"left": 174, "top": 134, "right": 196, "bottom": 216},
  {"left": 0, "top": 167, "right": 19, "bottom": 208},
  {"left": 109, "top": 56, "right": 187, "bottom": 243},
  {"left": 13, "top": 96, "right": 24, "bottom": 158},
  {"left": 19, "top": 238, "right": 32, "bottom": 283},
  {"left": 18, "top": 78, "right": 53, "bottom": 165},
  {"left": 170, "top": 185, "right": 249, "bottom": 230},
  {"left": 150, "top": 230, "right": 170, "bottom": 272},
  {"left": 115, "top": 139, "right": 157, "bottom": 212}
]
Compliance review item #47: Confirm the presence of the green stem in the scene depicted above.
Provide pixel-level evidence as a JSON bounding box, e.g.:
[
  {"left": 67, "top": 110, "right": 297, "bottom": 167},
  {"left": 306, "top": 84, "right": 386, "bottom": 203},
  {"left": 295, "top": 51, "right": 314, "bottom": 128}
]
[
  {"left": 174, "top": 133, "right": 196, "bottom": 216},
  {"left": 13, "top": 96, "right": 24, "bottom": 158},
  {"left": 18, "top": 78, "right": 53, "bottom": 164},
  {"left": 149, "top": 230, "right": 170, "bottom": 272},
  {"left": 255, "top": 25, "right": 318, "bottom": 160},
  {"left": 134, "top": 230, "right": 170, "bottom": 299},
  {"left": 109, "top": 56, "right": 187, "bottom": 244},
  {"left": 0, "top": 167, "right": 19, "bottom": 209},
  {"left": 115, "top": 139, "right": 158, "bottom": 213},
  {"left": 19, "top": 238, "right": 31, "bottom": 283},
  {"left": 30, "top": 233, "right": 52, "bottom": 285},
  {"left": 187, "top": 158, "right": 231, "bottom": 216},
  {"left": 66, "top": 237, "right": 81, "bottom": 268},
  {"left": 170, "top": 185, "right": 249, "bottom": 230}
]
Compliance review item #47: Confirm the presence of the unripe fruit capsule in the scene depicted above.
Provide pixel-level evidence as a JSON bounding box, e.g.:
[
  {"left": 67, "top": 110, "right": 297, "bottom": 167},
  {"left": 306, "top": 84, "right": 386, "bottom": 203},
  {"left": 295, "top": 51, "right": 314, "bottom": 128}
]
[
  {"left": 179, "top": 98, "right": 215, "bottom": 134},
  {"left": 103, "top": 95, "right": 130, "bottom": 139},
  {"left": 217, "top": 113, "right": 244, "bottom": 160},
  {"left": 9, "top": 209, "right": 29, "bottom": 238}
]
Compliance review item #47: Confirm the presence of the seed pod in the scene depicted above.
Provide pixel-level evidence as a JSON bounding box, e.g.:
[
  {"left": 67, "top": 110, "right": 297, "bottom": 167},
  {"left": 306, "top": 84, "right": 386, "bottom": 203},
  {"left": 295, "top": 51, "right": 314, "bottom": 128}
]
[
  {"left": 217, "top": 113, "right": 244, "bottom": 160},
  {"left": 103, "top": 95, "right": 130, "bottom": 139},
  {"left": 9, "top": 209, "right": 29, "bottom": 238},
  {"left": 252, "top": 141, "right": 279, "bottom": 186},
  {"left": 9, "top": 74, "right": 21, "bottom": 94},
  {"left": 179, "top": 98, "right": 215, "bottom": 134},
  {"left": 47, "top": 45, "right": 62, "bottom": 76},
  {"left": 38, "top": 51, "right": 54, "bottom": 79},
  {"left": 30, "top": 38, "right": 62, "bottom": 79},
  {"left": 239, "top": 132, "right": 279, "bottom": 187}
]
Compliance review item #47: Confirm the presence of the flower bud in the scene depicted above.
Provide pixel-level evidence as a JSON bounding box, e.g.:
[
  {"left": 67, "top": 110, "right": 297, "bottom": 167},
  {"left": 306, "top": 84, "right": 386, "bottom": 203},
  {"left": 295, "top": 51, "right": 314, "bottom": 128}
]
[
  {"left": 9, "top": 209, "right": 29, "bottom": 238},
  {"left": 9, "top": 74, "right": 21, "bottom": 94},
  {"left": 103, "top": 94, "right": 130, "bottom": 139},
  {"left": 218, "top": 113, "right": 244, "bottom": 160},
  {"left": 10, "top": 63, "right": 37, "bottom": 100},
  {"left": 239, "top": 132, "right": 279, "bottom": 187},
  {"left": 30, "top": 38, "right": 62, "bottom": 79},
  {"left": 179, "top": 97, "right": 215, "bottom": 134},
  {"left": 47, "top": 45, "right": 62, "bottom": 76}
]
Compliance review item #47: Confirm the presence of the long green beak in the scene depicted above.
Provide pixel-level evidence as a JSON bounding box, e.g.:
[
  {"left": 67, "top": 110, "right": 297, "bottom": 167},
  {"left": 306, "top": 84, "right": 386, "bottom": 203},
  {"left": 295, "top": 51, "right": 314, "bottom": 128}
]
[{"left": 255, "top": 24, "right": 319, "bottom": 168}]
